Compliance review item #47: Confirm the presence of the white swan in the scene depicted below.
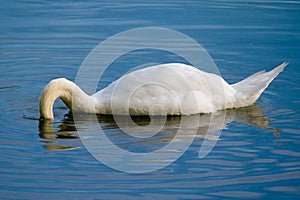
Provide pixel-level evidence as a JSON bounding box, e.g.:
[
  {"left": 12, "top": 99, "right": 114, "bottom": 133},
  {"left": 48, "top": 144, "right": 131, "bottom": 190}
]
[{"left": 39, "top": 62, "right": 287, "bottom": 120}]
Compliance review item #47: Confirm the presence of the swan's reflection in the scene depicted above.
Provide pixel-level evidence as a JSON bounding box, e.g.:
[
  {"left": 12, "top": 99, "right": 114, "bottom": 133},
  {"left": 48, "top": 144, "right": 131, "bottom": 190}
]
[{"left": 39, "top": 104, "right": 279, "bottom": 151}]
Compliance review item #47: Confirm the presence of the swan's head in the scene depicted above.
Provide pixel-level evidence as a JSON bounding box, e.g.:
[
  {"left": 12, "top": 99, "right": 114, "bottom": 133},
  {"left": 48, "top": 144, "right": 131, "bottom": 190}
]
[{"left": 39, "top": 78, "right": 74, "bottom": 120}]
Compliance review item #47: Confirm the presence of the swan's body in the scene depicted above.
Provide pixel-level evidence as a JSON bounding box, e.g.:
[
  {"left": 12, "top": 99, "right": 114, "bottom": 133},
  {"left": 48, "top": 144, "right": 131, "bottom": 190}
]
[{"left": 40, "top": 63, "right": 287, "bottom": 119}]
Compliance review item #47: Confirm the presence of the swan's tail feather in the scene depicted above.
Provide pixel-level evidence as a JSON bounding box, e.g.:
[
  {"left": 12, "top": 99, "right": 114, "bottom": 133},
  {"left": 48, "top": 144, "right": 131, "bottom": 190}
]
[{"left": 231, "top": 62, "right": 288, "bottom": 108}]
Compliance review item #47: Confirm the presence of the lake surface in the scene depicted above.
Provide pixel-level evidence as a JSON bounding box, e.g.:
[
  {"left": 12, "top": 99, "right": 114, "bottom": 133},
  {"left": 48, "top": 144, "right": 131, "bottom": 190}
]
[{"left": 1, "top": 0, "right": 300, "bottom": 199}]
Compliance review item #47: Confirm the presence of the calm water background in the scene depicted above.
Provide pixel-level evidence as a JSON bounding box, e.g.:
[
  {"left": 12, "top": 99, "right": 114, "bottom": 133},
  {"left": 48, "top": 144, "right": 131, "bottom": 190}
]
[{"left": 1, "top": 0, "right": 300, "bottom": 199}]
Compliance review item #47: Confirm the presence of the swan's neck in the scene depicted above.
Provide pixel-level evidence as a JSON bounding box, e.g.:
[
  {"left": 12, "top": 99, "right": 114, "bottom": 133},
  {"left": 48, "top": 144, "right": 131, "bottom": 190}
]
[{"left": 39, "top": 78, "right": 95, "bottom": 120}]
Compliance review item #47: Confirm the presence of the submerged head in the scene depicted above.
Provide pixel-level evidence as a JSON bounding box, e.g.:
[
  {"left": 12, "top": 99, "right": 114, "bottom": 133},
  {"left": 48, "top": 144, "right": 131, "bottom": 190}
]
[{"left": 39, "top": 78, "right": 74, "bottom": 120}]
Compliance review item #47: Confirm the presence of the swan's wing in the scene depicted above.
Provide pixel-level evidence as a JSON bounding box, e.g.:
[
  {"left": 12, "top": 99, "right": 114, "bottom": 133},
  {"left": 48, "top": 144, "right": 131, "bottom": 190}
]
[{"left": 93, "top": 63, "right": 236, "bottom": 114}]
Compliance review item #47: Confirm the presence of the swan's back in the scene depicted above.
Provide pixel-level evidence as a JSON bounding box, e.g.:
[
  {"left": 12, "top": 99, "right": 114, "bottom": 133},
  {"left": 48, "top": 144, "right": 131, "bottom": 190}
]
[{"left": 93, "top": 63, "right": 235, "bottom": 115}]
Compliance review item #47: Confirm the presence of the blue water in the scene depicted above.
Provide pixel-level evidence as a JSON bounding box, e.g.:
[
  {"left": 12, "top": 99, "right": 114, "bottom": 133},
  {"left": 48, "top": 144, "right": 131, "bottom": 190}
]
[{"left": 1, "top": 0, "right": 300, "bottom": 199}]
